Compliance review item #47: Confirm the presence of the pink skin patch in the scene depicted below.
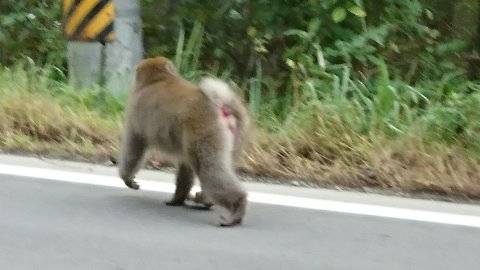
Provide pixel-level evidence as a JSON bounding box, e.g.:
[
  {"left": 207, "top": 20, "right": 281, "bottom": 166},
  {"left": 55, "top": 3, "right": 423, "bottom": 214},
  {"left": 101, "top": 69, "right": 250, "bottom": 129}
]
[
  {"left": 221, "top": 106, "right": 231, "bottom": 118},
  {"left": 220, "top": 105, "right": 236, "bottom": 134}
]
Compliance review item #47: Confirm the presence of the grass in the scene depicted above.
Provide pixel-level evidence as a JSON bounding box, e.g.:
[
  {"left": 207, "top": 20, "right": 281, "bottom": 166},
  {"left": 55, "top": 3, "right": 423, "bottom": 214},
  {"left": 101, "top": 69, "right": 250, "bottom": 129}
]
[
  {"left": 1, "top": 62, "right": 480, "bottom": 201},
  {"left": 0, "top": 63, "right": 122, "bottom": 161}
]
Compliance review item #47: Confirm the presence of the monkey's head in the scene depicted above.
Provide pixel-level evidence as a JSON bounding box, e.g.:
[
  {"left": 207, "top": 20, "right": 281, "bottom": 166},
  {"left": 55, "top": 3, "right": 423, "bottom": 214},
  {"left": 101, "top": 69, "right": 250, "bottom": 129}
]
[{"left": 134, "top": 57, "right": 179, "bottom": 89}]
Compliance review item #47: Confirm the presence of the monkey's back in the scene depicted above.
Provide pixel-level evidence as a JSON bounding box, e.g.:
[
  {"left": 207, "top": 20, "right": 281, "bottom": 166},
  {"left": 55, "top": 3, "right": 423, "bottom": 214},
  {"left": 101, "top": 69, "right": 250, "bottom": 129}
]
[{"left": 128, "top": 77, "right": 223, "bottom": 157}]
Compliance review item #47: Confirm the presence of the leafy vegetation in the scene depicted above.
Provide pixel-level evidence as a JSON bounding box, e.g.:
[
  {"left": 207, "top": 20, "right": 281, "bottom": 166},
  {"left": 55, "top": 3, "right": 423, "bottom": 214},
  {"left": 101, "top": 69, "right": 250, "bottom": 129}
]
[
  {"left": 1, "top": 0, "right": 480, "bottom": 198},
  {"left": 0, "top": 0, "right": 65, "bottom": 68}
]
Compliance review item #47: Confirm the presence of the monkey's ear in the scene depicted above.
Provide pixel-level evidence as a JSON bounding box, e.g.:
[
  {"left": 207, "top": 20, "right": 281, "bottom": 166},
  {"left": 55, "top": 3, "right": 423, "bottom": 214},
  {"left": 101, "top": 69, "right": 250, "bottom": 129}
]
[
  {"left": 133, "top": 63, "right": 141, "bottom": 72},
  {"left": 134, "top": 62, "right": 146, "bottom": 77},
  {"left": 164, "top": 61, "right": 179, "bottom": 76},
  {"left": 134, "top": 62, "right": 154, "bottom": 88},
  {"left": 134, "top": 63, "right": 145, "bottom": 82}
]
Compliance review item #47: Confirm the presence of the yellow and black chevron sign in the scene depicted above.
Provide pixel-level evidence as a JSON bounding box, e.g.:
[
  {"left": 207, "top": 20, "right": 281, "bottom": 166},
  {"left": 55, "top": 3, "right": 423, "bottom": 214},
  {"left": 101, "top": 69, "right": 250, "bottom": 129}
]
[{"left": 63, "top": 0, "right": 116, "bottom": 44}]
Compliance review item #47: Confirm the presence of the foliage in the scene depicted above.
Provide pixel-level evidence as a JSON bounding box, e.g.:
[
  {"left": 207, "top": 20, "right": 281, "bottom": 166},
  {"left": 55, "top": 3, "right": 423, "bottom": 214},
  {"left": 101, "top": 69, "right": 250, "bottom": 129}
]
[
  {"left": 0, "top": 0, "right": 66, "bottom": 68},
  {"left": 139, "top": 0, "right": 477, "bottom": 125},
  {"left": 143, "top": 0, "right": 472, "bottom": 82}
]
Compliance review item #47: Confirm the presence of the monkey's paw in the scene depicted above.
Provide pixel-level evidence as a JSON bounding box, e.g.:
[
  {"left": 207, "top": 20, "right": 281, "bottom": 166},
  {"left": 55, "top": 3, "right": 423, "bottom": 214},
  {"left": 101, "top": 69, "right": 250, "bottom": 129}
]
[
  {"left": 165, "top": 199, "right": 185, "bottom": 206},
  {"left": 219, "top": 218, "right": 243, "bottom": 227},
  {"left": 124, "top": 180, "right": 140, "bottom": 190}
]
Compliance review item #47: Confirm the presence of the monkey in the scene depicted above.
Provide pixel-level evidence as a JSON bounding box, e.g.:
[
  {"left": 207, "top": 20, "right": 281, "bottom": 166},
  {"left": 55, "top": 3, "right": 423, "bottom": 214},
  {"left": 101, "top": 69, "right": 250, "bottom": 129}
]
[{"left": 118, "top": 57, "right": 250, "bottom": 226}]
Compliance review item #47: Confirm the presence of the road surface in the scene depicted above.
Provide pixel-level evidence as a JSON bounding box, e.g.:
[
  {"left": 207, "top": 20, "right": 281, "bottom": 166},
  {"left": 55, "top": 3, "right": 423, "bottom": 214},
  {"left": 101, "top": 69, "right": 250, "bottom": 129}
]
[{"left": 0, "top": 155, "right": 479, "bottom": 270}]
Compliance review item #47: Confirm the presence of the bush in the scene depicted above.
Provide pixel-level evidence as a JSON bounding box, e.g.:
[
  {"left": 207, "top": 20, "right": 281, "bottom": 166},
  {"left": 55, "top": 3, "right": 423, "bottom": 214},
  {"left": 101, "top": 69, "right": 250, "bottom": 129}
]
[{"left": 0, "top": 0, "right": 66, "bottom": 68}]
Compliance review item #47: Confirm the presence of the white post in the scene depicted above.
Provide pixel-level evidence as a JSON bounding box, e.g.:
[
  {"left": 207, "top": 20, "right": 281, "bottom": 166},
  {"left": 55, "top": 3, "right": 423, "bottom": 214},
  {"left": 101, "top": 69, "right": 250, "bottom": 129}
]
[
  {"left": 104, "top": 0, "right": 143, "bottom": 94},
  {"left": 67, "top": 42, "right": 103, "bottom": 88}
]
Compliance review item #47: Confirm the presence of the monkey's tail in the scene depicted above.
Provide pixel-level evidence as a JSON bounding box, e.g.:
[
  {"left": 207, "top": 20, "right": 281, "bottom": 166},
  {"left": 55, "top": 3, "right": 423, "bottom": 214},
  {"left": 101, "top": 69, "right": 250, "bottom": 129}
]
[
  {"left": 198, "top": 78, "right": 250, "bottom": 157},
  {"left": 198, "top": 77, "right": 236, "bottom": 106}
]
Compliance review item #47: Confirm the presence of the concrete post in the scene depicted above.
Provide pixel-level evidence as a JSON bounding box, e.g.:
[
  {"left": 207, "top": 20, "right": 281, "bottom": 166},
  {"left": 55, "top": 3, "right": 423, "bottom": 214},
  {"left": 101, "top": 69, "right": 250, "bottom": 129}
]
[
  {"left": 104, "top": 0, "right": 143, "bottom": 94},
  {"left": 67, "top": 42, "right": 103, "bottom": 88}
]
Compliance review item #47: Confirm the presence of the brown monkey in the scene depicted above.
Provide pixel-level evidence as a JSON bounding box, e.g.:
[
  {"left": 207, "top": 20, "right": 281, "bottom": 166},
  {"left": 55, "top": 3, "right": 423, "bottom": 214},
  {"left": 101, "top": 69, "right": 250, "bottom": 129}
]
[{"left": 118, "top": 57, "right": 250, "bottom": 226}]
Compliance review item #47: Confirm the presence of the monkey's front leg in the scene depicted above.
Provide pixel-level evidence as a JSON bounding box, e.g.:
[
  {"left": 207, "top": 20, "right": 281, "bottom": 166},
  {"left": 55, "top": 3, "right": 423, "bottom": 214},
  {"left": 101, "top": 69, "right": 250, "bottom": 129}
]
[
  {"left": 166, "top": 163, "right": 194, "bottom": 206},
  {"left": 118, "top": 130, "right": 146, "bottom": 190}
]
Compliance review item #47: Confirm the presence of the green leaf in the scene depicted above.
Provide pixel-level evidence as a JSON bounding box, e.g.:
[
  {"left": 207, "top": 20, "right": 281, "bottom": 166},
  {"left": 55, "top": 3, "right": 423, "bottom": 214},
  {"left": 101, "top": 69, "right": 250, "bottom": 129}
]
[
  {"left": 347, "top": 5, "right": 366, "bottom": 17},
  {"left": 331, "top": 7, "right": 347, "bottom": 23},
  {"left": 425, "top": 9, "right": 434, "bottom": 20},
  {"left": 307, "top": 19, "right": 321, "bottom": 35},
  {"left": 283, "top": 29, "right": 309, "bottom": 39}
]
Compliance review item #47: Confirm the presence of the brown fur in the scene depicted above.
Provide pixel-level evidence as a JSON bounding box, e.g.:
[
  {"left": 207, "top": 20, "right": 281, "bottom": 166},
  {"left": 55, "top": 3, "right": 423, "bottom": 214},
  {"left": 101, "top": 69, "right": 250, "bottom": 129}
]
[{"left": 118, "top": 57, "right": 249, "bottom": 226}]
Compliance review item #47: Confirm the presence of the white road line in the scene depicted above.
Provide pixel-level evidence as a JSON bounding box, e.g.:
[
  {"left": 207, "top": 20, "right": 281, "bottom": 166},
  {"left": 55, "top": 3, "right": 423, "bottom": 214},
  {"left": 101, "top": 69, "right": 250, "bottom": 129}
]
[{"left": 1, "top": 163, "right": 480, "bottom": 228}]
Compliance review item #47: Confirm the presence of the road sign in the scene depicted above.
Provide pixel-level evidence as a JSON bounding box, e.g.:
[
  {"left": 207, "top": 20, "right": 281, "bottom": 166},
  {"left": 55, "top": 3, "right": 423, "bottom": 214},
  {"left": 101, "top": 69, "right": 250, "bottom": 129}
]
[{"left": 63, "top": 0, "right": 115, "bottom": 44}]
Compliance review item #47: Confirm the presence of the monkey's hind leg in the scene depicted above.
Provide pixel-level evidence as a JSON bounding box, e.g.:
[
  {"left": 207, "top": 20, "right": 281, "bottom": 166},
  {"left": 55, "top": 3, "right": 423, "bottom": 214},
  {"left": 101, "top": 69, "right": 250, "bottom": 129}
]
[
  {"left": 191, "top": 149, "right": 247, "bottom": 226},
  {"left": 166, "top": 163, "right": 194, "bottom": 206},
  {"left": 118, "top": 131, "right": 146, "bottom": 190}
]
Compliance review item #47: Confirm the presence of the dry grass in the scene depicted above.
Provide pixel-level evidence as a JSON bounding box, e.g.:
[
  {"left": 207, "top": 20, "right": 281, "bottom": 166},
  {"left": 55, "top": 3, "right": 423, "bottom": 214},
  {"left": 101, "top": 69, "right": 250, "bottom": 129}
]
[
  {"left": 243, "top": 132, "right": 480, "bottom": 199},
  {"left": 239, "top": 106, "right": 480, "bottom": 200},
  {"left": 0, "top": 91, "right": 120, "bottom": 161}
]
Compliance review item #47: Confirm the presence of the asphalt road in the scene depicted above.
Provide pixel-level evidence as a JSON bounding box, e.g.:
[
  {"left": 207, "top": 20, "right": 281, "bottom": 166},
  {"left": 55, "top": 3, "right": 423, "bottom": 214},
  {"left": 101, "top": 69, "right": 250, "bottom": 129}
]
[{"left": 1, "top": 157, "right": 480, "bottom": 270}]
